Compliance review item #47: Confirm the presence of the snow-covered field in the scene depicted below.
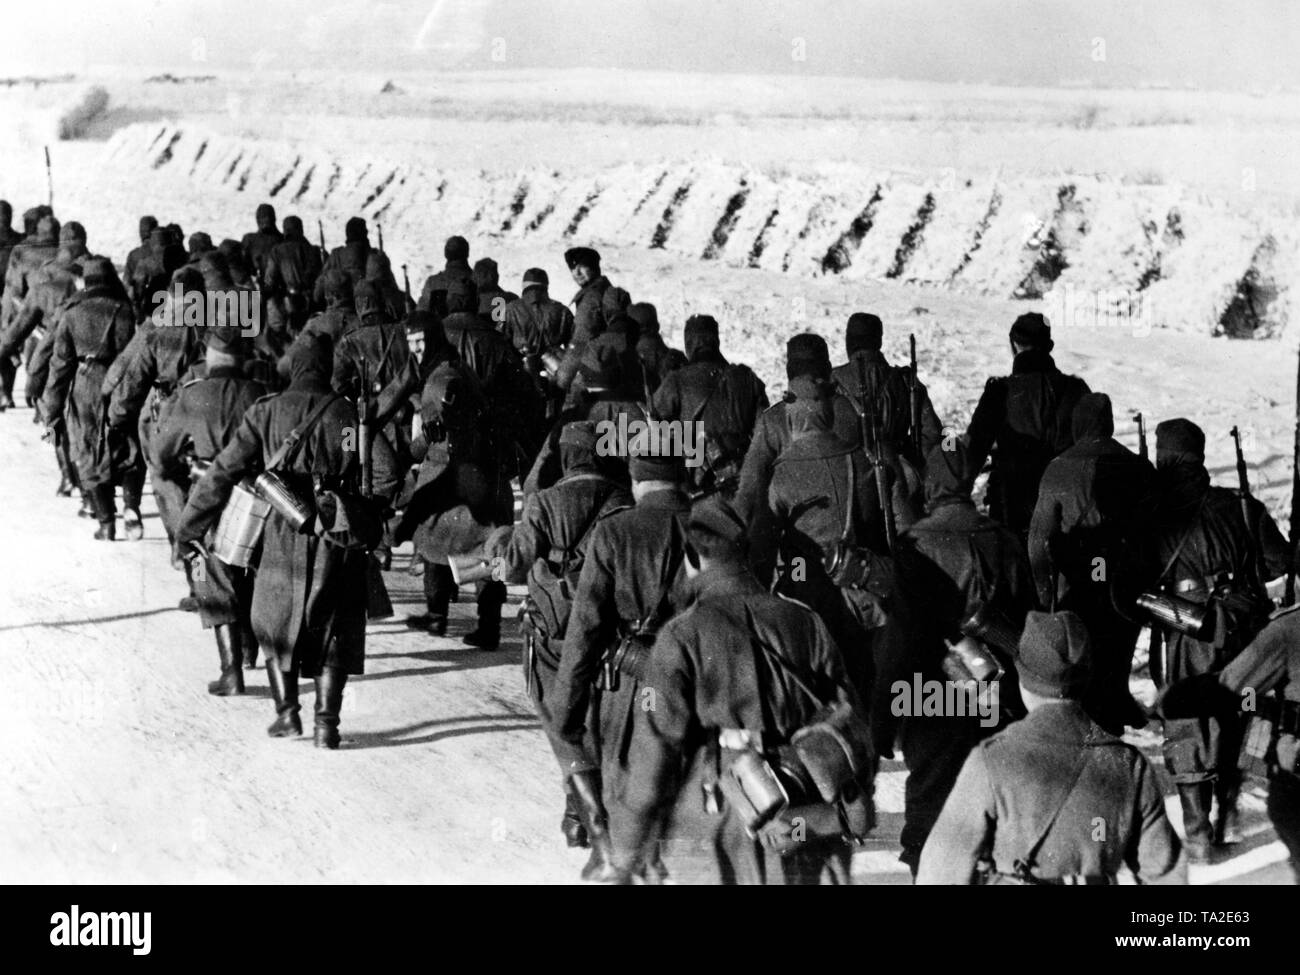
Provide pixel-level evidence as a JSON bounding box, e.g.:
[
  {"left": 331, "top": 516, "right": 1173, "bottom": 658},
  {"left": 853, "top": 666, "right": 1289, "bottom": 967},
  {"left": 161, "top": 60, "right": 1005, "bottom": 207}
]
[{"left": 1, "top": 69, "right": 1297, "bottom": 883}]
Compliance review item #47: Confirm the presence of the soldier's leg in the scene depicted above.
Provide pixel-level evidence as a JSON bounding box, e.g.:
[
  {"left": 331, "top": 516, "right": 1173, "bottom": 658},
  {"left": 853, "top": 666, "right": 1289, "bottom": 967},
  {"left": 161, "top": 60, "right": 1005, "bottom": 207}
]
[
  {"left": 524, "top": 627, "right": 589, "bottom": 848},
  {"left": 466, "top": 579, "right": 506, "bottom": 651},
  {"left": 0, "top": 355, "right": 15, "bottom": 408},
  {"left": 89, "top": 481, "right": 117, "bottom": 541},
  {"left": 312, "top": 666, "right": 347, "bottom": 750},
  {"left": 265, "top": 650, "right": 302, "bottom": 738},
  {"left": 194, "top": 552, "right": 245, "bottom": 696},
  {"left": 898, "top": 715, "right": 983, "bottom": 876},
  {"left": 406, "top": 561, "right": 452, "bottom": 634},
  {"left": 1266, "top": 772, "right": 1300, "bottom": 883}
]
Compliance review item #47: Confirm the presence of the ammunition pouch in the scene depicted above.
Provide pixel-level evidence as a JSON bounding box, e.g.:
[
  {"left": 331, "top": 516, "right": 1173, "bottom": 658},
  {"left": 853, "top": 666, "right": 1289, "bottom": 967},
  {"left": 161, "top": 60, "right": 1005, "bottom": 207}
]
[
  {"left": 825, "top": 542, "right": 897, "bottom": 601},
  {"left": 790, "top": 702, "right": 875, "bottom": 804},
  {"left": 597, "top": 630, "right": 655, "bottom": 691}
]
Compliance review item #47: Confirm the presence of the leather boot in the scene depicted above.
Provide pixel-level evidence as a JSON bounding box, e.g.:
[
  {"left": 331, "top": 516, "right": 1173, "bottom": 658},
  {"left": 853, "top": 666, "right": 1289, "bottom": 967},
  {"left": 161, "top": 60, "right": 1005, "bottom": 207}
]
[
  {"left": 56, "top": 475, "right": 74, "bottom": 497},
  {"left": 207, "top": 624, "right": 245, "bottom": 696},
  {"left": 242, "top": 623, "right": 260, "bottom": 669},
  {"left": 568, "top": 769, "right": 621, "bottom": 883},
  {"left": 562, "top": 784, "right": 590, "bottom": 849},
  {"left": 1214, "top": 777, "right": 1242, "bottom": 846},
  {"left": 313, "top": 666, "right": 347, "bottom": 750},
  {"left": 91, "top": 484, "right": 116, "bottom": 540},
  {"left": 123, "top": 508, "right": 144, "bottom": 541},
  {"left": 265, "top": 659, "right": 302, "bottom": 737},
  {"left": 465, "top": 580, "right": 505, "bottom": 650},
  {"left": 1179, "top": 781, "right": 1215, "bottom": 863},
  {"left": 407, "top": 561, "right": 451, "bottom": 634}
]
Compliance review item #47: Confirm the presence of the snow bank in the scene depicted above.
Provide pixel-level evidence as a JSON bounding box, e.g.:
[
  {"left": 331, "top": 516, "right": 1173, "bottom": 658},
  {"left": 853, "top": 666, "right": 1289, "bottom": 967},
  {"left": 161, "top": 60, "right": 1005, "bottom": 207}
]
[{"left": 95, "top": 122, "right": 1297, "bottom": 338}]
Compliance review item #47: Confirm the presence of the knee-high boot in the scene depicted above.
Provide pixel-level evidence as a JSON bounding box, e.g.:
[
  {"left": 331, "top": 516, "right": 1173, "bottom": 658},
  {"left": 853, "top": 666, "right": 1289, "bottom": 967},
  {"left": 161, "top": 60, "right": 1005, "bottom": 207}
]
[
  {"left": 313, "top": 666, "right": 347, "bottom": 750},
  {"left": 208, "top": 624, "right": 245, "bottom": 696},
  {"left": 265, "top": 659, "right": 302, "bottom": 737}
]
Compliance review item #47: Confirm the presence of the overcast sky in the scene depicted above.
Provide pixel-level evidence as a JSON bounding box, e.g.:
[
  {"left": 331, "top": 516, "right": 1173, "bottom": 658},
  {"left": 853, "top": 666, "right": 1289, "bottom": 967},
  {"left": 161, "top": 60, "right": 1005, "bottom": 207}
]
[{"left": 4, "top": 0, "right": 1298, "bottom": 91}]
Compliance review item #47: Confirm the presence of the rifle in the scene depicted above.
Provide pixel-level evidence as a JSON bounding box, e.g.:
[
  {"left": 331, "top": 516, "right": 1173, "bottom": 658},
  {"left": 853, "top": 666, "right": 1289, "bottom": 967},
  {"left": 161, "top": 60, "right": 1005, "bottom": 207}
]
[
  {"left": 401, "top": 263, "right": 413, "bottom": 303},
  {"left": 44, "top": 146, "right": 53, "bottom": 209},
  {"left": 1232, "top": 425, "right": 1267, "bottom": 596},
  {"left": 1290, "top": 347, "right": 1300, "bottom": 605},
  {"left": 1133, "top": 411, "right": 1148, "bottom": 462},
  {"left": 857, "top": 355, "right": 897, "bottom": 553},
  {"left": 377, "top": 223, "right": 385, "bottom": 254},
  {"left": 908, "top": 333, "right": 921, "bottom": 461},
  {"left": 317, "top": 220, "right": 328, "bottom": 261},
  {"left": 358, "top": 359, "right": 373, "bottom": 498}
]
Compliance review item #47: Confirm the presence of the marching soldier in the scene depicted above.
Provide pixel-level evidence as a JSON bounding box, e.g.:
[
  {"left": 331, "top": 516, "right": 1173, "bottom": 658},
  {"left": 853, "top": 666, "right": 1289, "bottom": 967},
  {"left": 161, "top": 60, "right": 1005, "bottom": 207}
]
[
  {"left": 239, "top": 203, "right": 282, "bottom": 283},
  {"left": 122, "top": 215, "right": 158, "bottom": 295},
  {"left": 1028, "top": 393, "right": 1156, "bottom": 733},
  {"left": 650, "top": 313, "right": 768, "bottom": 497},
  {"left": 552, "top": 246, "right": 628, "bottom": 395},
  {"left": 364, "top": 250, "right": 413, "bottom": 322},
  {"left": 127, "top": 226, "right": 185, "bottom": 323},
  {"left": 487, "top": 420, "right": 632, "bottom": 849},
  {"left": 154, "top": 328, "right": 268, "bottom": 694},
  {"left": 966, "top": 312, "right": 1090, "bottom": 537},
  {"left": 734, "top": 334, "right": 862, "bottom": 580},
  {"left": 312, "top": 217, "right": 372, "bottom": 307},
  {"left": 416, "top": 235, "right": 474, "bottom": 319},
  {"left": 627, "top": 301, "right": 684, "bottom": 395},
  {"left": 831, "top": 312, "right": 942, "bottom": 469},
  {"left": 1159, "top": 606, "right": 1300, "bottom": 883},
  {"left": 918, "top": 610, "right": 1186, "bottom": 885},
  {"left": 0, "top": 209, "right": 59, "bottom": 408},
  {"left": 888, "top": 441, "right": 1034, "bottom": 874},
  {"left": 552, "top": 452, "right": 691, "bottom": 881},
  {"left": 41, "top": 258, "right": 144, "bottom": 541},
  {"left": 1147, "top": 417, "right": 1287, "bottom": 862},
  {"left": 262, "top": 215, "right": 324, "bottom": 341},
  {"left": 501, "top": 266, "right": 574, "bottom": 417},
  {"left": 614, "top": 497, "right": 874, "bottom": 885},
  {"left": 768, "top": 375, "right": 916, "bottom": 699},
  {"left": 472, "top": 257, "right": 517, "bottom": 324},
  {"left": 395, "top": 358, "right": 513, "bottom": 649},
  {"left": 177, "top": 334, "right": 396, "bottom": 748},
  {"left": 107, "top": 267, "right": 208, "bottom": 545}
]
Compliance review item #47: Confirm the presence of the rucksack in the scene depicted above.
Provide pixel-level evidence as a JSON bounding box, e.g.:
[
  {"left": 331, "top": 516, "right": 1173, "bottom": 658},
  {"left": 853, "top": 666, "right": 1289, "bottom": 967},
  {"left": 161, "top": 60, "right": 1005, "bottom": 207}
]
[{"left": 692, "top": 363, "right": 760, "bottom": 488}]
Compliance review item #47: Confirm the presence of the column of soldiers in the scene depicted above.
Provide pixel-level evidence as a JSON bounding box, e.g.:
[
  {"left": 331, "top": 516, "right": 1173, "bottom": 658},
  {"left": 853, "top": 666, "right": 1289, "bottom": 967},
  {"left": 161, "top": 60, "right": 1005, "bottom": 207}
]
[{"left": 3, "top": 192, "right": 1299, "bottom": 884}]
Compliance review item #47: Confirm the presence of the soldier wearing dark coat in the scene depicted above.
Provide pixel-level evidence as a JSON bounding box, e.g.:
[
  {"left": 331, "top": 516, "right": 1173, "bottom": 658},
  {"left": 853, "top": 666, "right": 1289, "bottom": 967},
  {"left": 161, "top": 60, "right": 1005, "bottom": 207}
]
[
  {"left": 262, "top": 215, "right": 322, "bottom": 337},
  {"left": 1028, "top": 393, "right": 1156, "bottom": 733},
  {"left": 107, "top": 267, "right": 208, "bottom": 545},
  {"left": 41, "top": 258, "right": 143, "bottom": 540},
  {"left": 501, "top": 267, "right": 574, "bottom": 418},
  {"left": 472, "top": 257, "right": 517, "bottom": 324},
  {"left": 122, "top": 215, "right": 158, "bottom": 298},
  {"left": 552, "top": 246, "right": 628, "bottom": 394},
  {"left": 239, "top": 203, "right": 282, "bottom": 283},
  {"left": 831, "top": 312, "right": 943, "bottom": 470},
  {"left": 650, "top": 314, "right": 768, "bottom": 496},
  {"left": 364, "top": 250, "right": 413, "bottom": 323},
  {"left": 918, "top": 610, "right": 1186, "bottom": 885},
  {"left": 394, "top": 359, "right": 513, "bottom": 649},
  {"left": 1148, "top": 417, "right": 1287, "bottom": 861},
  {"left": 768, "top": 376, "right": 917, "bottom": 701},
  {"left": 627, "top": 301, "right": 684, "bottom": 395},
  {"left": 552, "top": 453, "right": 691, "bottom": 881},
  {"left": 734, "top": 334, "right": 862, "bottom": 581},
  {"left": 0, "top": 201, "right": 24, "bottom": 293},
  {"left": 284, "top": 271, "right": 360, "bottom": 378},
  {"left": 128, "top": 227, "right": 186, "bottom": 323},
  {"left": 0, "top": 210, "right": 59, "bottom": 407},
  {"left": 311, "top": 217, "right": 371, "bottom": 308},
  {"left": 416, "top": 235, "right": 474, "bottom": 319},
  {"left": 888, "top": 441, "right": 1034, "bottom": 874},
  {"left": 966, "top": 313, "right": 1091, "bottom": 537},
  {"left": 1160, "top": 606, "right": 1300, "bottom": 883},
  {"left": 332, "top": 280, "right": 420, "bottom": 485},
  {"left": 154, "top": 330, "right": 268, "bottom": 695},
  {"left": 614, "top": 497, "right": 873, "bottom": 885},
  {"left": 176, "top": 334, "right": 396, "bottom": 749},
  {"left": 487, "top": 420, "right": 632, "bottom": 850}
]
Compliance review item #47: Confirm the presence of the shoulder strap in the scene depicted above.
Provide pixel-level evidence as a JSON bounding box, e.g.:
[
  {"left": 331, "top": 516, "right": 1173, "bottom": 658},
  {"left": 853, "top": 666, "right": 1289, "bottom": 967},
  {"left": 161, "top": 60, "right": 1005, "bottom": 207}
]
[
  {"left": 838, "top": 455, "right": 857, "bottom": 547},
  {"left": 265, "top": 393, "right": 339, "bottom": 472},
  {"left": 1157, "top": 494, "right": 1209, "bottom": 583},
  {"left": 1014, "top": 745, "right": 1091, "bottom": 876},
  {"left": 743, "top": 604, "right": 849, "bottom": 710}
]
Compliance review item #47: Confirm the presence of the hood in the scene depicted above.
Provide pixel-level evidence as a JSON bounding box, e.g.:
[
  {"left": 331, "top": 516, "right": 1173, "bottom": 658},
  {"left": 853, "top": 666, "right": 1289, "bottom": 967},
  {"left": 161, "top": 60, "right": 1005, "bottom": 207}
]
[
  {"left": 255, "top": 203, "right": 277, "bottom": 232},
  {"left": 282, "top": 215, "right": 304, "bottom": 240}
]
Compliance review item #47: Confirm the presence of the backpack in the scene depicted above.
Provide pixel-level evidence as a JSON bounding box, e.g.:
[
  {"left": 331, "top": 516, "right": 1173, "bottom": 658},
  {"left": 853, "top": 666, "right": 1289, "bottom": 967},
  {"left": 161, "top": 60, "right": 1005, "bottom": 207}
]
[{"left": 693, "top": 363, "right": 760, "bottom": 489}]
